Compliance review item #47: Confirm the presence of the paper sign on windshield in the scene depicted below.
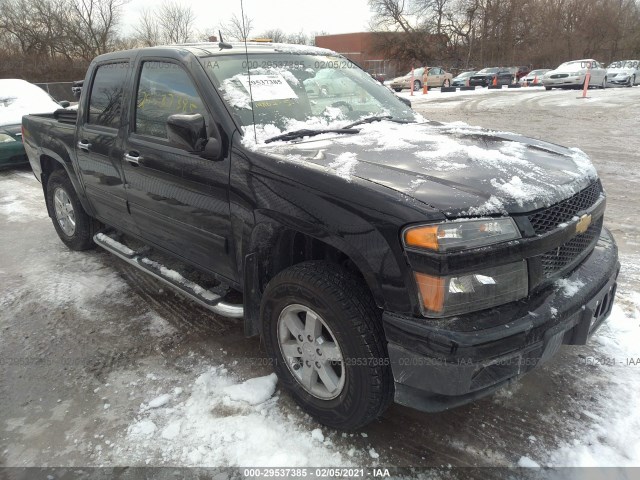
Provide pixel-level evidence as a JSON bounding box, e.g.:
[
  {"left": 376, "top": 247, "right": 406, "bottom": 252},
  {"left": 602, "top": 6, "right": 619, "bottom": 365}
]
[{"left": 238, "top": 74, "right": 298, "bottom": 102}]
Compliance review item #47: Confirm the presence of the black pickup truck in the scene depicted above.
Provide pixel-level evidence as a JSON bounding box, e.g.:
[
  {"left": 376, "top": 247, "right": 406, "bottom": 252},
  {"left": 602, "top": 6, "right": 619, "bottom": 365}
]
[{"left": 22, "top": 42, "right": 619, "bottom": 430}]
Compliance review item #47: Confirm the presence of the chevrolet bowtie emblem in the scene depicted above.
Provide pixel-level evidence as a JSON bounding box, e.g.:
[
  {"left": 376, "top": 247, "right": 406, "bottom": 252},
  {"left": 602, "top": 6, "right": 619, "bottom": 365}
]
[{"left": 576, "top": 214, "right": 592, "bottom": 234}]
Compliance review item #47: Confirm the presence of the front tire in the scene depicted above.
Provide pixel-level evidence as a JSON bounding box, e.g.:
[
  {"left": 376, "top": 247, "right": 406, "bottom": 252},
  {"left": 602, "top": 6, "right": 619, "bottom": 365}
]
[
  {"left": 261, "top": 261, "right": 393, "bottom": 430},
  {"left": 442, "top": 79, "right": 450, "bottom": 87},
  {"left": 46, "top": 169, "right": 98, "bottom": 251},
  {"left": 413, "top": 80, "right": 422, "bottom": 91}
]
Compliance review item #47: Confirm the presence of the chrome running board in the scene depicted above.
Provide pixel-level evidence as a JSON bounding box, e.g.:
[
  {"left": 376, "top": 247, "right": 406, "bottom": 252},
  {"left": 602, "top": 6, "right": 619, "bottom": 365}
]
[{"left": 94, "top": 233, "right": 244, "bottom": 318}]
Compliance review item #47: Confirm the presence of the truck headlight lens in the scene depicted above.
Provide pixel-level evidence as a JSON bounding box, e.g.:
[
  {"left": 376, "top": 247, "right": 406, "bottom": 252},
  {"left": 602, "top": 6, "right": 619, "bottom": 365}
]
[
  {"left": 415, "top": 261, "right": 528, "bottom": 317},
  {"left": 403, "top": 218, "right": 520, "bottom": 252}
]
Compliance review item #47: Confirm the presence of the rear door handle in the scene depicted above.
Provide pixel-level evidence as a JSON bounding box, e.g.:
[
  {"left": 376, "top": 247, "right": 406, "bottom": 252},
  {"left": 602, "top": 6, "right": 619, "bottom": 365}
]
[
  {"left": 77, "top": 141, "right": 91, "bottom": 151},
  {"left": 124, "top": 152, "right": 143, "bottom": 166}
]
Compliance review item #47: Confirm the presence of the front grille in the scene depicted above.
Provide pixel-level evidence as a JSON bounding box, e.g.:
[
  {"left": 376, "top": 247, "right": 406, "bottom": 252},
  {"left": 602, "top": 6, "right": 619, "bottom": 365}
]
[
  {"left": 528, "top": 181, "right": 603, "bottom": 235},
  {"left": 540, "top": 217, "right": 603, "bottom": 278}
]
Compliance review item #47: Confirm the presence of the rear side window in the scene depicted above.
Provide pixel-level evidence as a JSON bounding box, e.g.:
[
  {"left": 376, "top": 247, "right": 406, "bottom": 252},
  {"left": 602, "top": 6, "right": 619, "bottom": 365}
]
[
  {"left": 135, "top": 62, "right": 206, "bottom": 138},
  {"left": 88, "top": 63, "right": 128, "bottom": 128}
]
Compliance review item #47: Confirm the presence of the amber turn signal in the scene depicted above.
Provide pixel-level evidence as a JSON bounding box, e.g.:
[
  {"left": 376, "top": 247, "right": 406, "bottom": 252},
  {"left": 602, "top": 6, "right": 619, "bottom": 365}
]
[
  {"left": 404, "top": 225, "right": 440, "bottom": 251},
  {"left": 414, "top": 272, "right": 446, "bottom": 313}
]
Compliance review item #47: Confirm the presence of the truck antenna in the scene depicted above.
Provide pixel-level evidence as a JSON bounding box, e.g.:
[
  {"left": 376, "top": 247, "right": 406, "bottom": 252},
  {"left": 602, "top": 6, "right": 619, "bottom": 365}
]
[
  {"left": 240, "top": 0, "right": 258, "bottom": 144},
  {"left": 218, "top": 30, "right": 233, "bottom": 50}
]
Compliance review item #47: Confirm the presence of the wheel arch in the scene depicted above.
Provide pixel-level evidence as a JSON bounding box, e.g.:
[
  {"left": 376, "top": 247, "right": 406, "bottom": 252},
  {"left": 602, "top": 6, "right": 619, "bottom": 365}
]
[
  {"left": 40, "top": 154, "right": 93, "bottom": 218},
  {"left": 242, "top": 215, "right": 387, "bottom": 337}
]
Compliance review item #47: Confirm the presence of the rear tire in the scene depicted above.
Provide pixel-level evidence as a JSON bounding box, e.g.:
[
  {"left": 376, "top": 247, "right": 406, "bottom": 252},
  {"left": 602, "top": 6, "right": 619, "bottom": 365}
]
[
  {"left": 261, "top": 261, "right": 394, "bottom": 430},
  {"left": 46, "top": 169, "right": 98, "bottom": 251},
  {"left": 545, "top": 86, "right": 552, "bottom": 91}
]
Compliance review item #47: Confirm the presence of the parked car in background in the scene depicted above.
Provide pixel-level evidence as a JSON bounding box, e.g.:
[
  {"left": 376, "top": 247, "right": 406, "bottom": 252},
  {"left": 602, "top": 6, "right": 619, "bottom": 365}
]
[
  {"left": 512, "top": 66, "right": 531, "bottom": 80},
  {"left": 542, "top": 59, "right": 607, "bottom": 90},
  {"left": 520, "top": 69, "right": 551, "bottom": 86},
  {"left": 390, "top": 67, "right": 453, "bottom": 91},
  {"left": 606, "top": 60, "right": 640, "bottom": 87},
  {"left": 468, "top": 67, "right": 514, "bottom": 87},
  {"left": 451, "top": 70, "right": 476, "bottom": 87},
  {"left": 0, "top": 79, "right": 68, "bottom": 169}
]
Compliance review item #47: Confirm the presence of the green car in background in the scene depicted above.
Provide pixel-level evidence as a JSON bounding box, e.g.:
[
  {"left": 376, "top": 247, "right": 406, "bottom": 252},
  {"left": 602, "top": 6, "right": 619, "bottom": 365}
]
[
  {"left": 1, "top": 79, "right": 68, "bottom": 169},
  {"left": 0, "top": 124, "right": 27, "bottom": 168}
]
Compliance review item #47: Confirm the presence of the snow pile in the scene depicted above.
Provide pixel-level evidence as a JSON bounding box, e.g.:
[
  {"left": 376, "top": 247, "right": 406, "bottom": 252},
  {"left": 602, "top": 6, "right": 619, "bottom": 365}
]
[
  {"left": 114, "top": 367, "right": 360, "bottom": 466},
  {"left": 547, "top": 300, "right": 640, "bottom": 467},
  {"left": 222, "top": 373, "right": 278, "bottom": 405}
]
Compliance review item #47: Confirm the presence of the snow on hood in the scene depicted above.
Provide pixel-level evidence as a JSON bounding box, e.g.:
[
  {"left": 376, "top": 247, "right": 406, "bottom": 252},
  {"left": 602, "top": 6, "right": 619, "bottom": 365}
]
[
  {"left": 247, "top": 120, "right": 599, "bottom": 217},
  {"left": 0, "top": 79, "right": 62, "bottom": 127}
]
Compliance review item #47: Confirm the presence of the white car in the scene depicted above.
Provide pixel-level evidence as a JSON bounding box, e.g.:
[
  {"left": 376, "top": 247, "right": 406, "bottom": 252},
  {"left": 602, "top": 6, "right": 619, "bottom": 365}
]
[
  {"left": 606, "top": 60, "right": 640, "bottom": 87},
  {"left": 542, "top": 59, "right": 608, "bottom": 90},
  {"left": 519, "top": 69, "right": 551, "bottom": 86}
]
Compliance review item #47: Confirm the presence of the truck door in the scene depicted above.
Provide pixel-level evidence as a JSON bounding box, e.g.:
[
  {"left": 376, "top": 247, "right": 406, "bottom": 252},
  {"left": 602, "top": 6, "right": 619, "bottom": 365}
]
[
  {"left": 75, "top": 61, "right": 138, "bottom": 233},
  {"left": 121, "top": 60, "right": 235, "bottom": 281}
]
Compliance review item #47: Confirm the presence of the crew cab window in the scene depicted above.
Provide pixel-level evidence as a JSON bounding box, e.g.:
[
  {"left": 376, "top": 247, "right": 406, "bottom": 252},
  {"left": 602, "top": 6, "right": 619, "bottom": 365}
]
[
  {"left": 88, "top": 63, "right": 128, "bottom": 128},
  {"left": 135, "top": 62, "right": 206, "bottom": 138}
]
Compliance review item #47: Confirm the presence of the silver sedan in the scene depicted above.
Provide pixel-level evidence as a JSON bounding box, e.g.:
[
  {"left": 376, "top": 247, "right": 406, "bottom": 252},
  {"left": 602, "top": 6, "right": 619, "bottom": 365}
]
[
  {"left": 542, "top": 59, "right": 608, "bottom": 90},
  {"left": 606, "top": 60, "right": 640, "bottom": 87}
]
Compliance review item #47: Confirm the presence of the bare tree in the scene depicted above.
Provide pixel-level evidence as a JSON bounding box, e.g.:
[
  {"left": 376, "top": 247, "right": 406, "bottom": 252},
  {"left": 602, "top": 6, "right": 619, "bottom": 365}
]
[
  {"left": 258, "top": 28, "right": 287, "bottom": 43},
  {"left": 136, "top": 8, "right": 162, "bottom": 47},
  {"left": 219, "top": 12, "right": 254, "bottom": 41},
  {"left": 158, "top": 1, "right": 196, "bottom": 43}
]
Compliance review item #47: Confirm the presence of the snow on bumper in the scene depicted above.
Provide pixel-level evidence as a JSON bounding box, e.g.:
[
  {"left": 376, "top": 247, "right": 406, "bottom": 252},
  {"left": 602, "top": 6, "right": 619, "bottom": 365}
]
[{"left": 383, "top": 227, "right": 619, "bottom": 412}]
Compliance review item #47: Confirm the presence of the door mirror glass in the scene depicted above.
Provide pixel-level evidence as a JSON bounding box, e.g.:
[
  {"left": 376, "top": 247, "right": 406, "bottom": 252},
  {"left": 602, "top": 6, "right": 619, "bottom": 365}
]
[{"left": 166, "top": 113, "right": 207, "bottom": 152}]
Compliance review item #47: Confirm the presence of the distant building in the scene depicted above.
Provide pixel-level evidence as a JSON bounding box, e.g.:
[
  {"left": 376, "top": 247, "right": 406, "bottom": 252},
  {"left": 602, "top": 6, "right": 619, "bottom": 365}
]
[{"left": 315, "top": 32, "right": 447, "bottom": 80}]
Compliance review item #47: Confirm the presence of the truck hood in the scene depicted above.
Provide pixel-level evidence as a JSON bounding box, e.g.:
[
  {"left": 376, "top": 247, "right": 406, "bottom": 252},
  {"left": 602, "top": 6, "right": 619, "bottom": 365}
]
[{"left": 259, "top": 121, "right": 598, "bottom": 217}]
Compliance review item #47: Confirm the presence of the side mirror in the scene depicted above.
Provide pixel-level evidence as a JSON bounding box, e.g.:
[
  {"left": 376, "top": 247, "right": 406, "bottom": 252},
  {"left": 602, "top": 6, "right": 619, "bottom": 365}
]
[
  {"left": 200, "top": 137, "right": 222, "bottom": 161},
  {"left": 59, "top": 100, "right": 71, "bottom": 108},
  {"left": 167, "top": 113, "right": 207, "bottom": 152}
]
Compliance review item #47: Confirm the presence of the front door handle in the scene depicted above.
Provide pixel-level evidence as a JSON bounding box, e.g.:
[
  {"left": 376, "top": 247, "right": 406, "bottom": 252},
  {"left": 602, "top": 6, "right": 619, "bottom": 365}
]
[
  {"left": 124, "top": 152, "right": 143, "bottom": 166},
  {"left": 77, "top": 141, "right": 91, "bottom": 151}
]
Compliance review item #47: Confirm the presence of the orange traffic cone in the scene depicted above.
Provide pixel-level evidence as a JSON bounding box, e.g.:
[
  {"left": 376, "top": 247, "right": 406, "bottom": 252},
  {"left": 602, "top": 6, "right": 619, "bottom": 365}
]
[
  {"left": 533, "top": 75, "right": 538, "bottom": 86},
  {"left": 492, "top": 76, "right": 498, "bottom": 87},
  {"left": 423, "top": 82, "right": 428, "bottom": 94}
]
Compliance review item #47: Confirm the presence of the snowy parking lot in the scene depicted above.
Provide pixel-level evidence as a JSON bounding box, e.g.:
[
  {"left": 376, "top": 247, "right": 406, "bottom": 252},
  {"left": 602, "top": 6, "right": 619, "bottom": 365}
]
[{"left": 1, "top": 85, "right": 639, "bottom": 475}]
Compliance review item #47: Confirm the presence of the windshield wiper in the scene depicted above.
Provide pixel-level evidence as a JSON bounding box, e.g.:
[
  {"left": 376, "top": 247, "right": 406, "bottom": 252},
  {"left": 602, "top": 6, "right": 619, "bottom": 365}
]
[
  {"left": 264, "top": 128, "right": 360, "bottom": 144},
  {"left": 343, "top": 116, "right": 414, "bottom": 129}
]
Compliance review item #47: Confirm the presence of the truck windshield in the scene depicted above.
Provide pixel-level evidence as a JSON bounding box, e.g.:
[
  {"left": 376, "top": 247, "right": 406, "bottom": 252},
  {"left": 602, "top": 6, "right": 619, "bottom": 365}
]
[{"left": 199, "top": 54, "right": 416, "bottom": 140}]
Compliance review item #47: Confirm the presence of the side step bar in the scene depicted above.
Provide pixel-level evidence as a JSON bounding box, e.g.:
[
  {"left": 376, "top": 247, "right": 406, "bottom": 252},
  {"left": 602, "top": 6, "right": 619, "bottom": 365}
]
[{"left": 94, "top": 233, "right": 244, "bottom": 318}]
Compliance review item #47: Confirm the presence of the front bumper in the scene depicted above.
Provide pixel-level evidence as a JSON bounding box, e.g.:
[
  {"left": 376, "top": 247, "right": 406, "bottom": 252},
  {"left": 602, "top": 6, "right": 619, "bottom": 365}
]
[
  {"left": 384, "top": 227, "right": 619, "bottom": 412},
  {"left": 543, "top": 76, "right": 585, "bottom": 87}
]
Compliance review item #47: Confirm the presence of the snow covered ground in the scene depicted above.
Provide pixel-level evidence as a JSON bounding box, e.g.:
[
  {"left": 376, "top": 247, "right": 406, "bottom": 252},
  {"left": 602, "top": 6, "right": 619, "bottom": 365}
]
[{"left": 1, "top": 86, "right": 639, "bottom": 475}]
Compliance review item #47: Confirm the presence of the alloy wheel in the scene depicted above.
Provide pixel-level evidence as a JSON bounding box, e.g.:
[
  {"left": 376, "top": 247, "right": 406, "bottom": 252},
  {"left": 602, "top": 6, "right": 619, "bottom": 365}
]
[
  {"left": 53, "top": 187, "right": 76, "bottom": 236},
  {"left": 277, "top": 304, "right": 345, "bottom": 400}
]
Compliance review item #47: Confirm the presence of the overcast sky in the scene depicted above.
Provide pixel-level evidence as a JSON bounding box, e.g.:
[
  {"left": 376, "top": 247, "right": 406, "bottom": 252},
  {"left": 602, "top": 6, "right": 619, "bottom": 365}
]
[{"left": 120, "top": 0, "right": 374, "bottom": 39}]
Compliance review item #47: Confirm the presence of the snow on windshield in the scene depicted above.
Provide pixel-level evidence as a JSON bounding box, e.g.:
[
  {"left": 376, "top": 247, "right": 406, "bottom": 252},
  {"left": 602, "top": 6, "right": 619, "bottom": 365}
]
[{"left": 0, "top": 79, "right": 62, "bottom": 126}]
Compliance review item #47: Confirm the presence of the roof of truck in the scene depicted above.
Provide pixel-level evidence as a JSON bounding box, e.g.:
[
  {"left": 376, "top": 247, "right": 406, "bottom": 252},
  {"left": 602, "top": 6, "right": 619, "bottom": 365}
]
[{"left": 93, "top": 42, "right": 339, "bottom": 63}]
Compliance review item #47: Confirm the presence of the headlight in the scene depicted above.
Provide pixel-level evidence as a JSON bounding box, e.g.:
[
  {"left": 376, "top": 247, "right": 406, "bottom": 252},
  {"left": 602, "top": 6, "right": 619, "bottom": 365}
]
[
  {"left": 414, "top": 261, "right": 529, "bottom": 317},
  {"left": 403, "top": 218, "right": 520, "bottom": 252},
  {"left": 0, "top": 133, "right": 16, "bottom": 143}
]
